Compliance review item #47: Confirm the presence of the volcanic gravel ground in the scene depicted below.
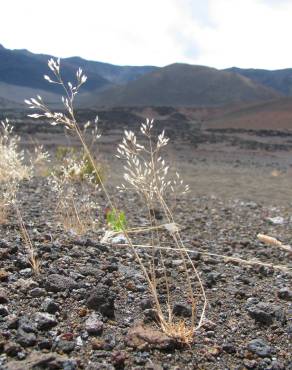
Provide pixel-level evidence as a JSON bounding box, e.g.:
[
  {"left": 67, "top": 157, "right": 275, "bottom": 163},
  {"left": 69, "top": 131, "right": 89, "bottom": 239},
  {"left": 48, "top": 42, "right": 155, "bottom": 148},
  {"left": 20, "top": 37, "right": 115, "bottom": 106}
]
[{"left": 0, "top": 178, "right": 291, "bottom": 369}]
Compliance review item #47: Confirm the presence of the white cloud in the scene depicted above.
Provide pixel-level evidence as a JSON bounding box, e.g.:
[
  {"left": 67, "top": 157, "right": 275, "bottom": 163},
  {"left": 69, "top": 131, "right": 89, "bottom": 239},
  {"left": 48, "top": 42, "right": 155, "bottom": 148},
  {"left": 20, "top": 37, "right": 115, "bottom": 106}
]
[
  {"left": 193, "top": 0, "right": 292, "bottom": 69},
  {"left": 1, "top": 0, "right": 292, "bottom": 69}
]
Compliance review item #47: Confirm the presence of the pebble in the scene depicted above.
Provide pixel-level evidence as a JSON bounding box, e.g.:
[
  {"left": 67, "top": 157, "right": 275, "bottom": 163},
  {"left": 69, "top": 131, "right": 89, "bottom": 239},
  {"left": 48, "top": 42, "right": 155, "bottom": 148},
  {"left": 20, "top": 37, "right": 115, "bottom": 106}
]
[
  {"left": 267, "top": 216, "right": 285, "bottom": 225},
  {"left": 205, "top": 272, "right": 221, "bottom": 287},
  {"left": 125, "top": 325, "right": 176, "bottom": 350},
  {"left": 18, "top": 316, "right": 36, "bottom": 333},
  {"left": 86, "top": 284, "right": 116, "bottom": 318},
  {"left": 56, "top": 340, "right": 76, "bottom": 353},
  {"left": 30, "top": 287, "right": 46, "bottom": 297},
  {"left": 111, "top": 351, "right": 127, "bottom": 368},
  {"left": 5, "top": 351, "right": 75, "bottom": 369},
  {"left": 16, "top": 329, "right": 37, "bottom": 347},
  {"left": 246, "top": 302, "right": 274, "bottom": 325},
  {"left": 222, "top": 343, "right": 236, "bottom": 354},
  {"left": 140, "top": 298, "right": 153, "bottom": 310},
  {"left": 45, "top": 274, "right": 78, "bottom": 292},
  {"left": 173, "top": 303, "right": 192, "bottom": 317},
  {"left": 85, "top": 313, "right": 104, "bottom": 335},
  {"left": 91, "top": 338, "right": 106, "bottom": 350},
  {"left": 7, "top": 315, "right": 19, "bottom": 329},
  {"left": 0, "top": 304, "right": 9, "bottom": 317},
  {"left": 19, "top": 268, "right": 33, "bottom": 278},
  {"left": 42, "top": 298, "right": 60, "bottom": 314},
  {"left": 4, "top": 342, "right": 21, "bottom": 357},
  {"left": 171, "top": 259, "right": 184, "bottom": 267},
  {"left": 143, "top": 308, "right": 159, "bottom": 322},
  {"left": 34, "top": 312, "right": 58, "bottom": 330},
  {"left": 0, "top": 288, "right": 8, "bottom": 303},
  {"left": 247, "top": 338, "right": 272, "bottom": 358},
  {"left": 277, "top": 288, "right": 292, "bottom": 301},
  {"left": 0, "top": 270, "right": 9, "bottom": 282}
]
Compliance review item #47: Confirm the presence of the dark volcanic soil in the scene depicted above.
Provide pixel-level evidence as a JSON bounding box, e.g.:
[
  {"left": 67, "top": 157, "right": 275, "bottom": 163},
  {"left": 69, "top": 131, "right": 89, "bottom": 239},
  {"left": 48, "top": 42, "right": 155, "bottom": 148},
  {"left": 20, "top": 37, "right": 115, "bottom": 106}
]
[
  {"left": 0, "top": 177, "right": 291, "bottom": 370},
  {"left": 0, "top": 108, "right": 291, "bottom": 369}
]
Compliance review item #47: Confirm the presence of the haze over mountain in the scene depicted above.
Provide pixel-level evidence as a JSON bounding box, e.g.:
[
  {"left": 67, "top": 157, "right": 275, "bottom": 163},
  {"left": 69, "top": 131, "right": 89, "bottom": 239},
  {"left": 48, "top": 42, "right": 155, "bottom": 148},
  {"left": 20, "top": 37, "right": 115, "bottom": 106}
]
[{"left": 1, "top": 44, "right": 292, "bottom": 109}]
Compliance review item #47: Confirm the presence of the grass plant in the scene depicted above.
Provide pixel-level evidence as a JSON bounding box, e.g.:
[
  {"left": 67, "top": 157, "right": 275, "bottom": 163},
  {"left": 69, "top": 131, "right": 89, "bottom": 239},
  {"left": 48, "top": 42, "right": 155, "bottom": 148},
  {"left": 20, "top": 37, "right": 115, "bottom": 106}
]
[
  {"left": 0, "top": 118, "right": 48, "bottom": 273},
  {"left": 48, "top": 155, "right": 100, "bottom": 235},
  {"left": 25, "top": 58, "right": 207, "bottom": 345},
  {"left": 23, "top": 57, "right": 292, "bottom": 344},
  {"left": 16, "top": 207, "right": 41, "bottom": 274}
]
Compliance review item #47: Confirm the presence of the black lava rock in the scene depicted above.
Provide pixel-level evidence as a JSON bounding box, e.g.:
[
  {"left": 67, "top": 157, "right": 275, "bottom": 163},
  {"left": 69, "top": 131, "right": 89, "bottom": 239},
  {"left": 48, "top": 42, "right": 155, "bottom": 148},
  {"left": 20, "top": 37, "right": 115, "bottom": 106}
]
[
  {"left": 42, "top": 298, "right": 60, "bottom": 314},
  {"left": 278, "top": 288, "right": 292, "bottom": 301},
  {"left": 86, "top": 284, "right": 116, "bottom": 318},
  {"left": 0, "top": 288, "right": 8, "bottom": 304},
  {"left": 56, "top": 340, "right": 75, "bottom": 353},
  {"left": 247, "top": 338, "right": 272, "bottom": 358},
  {"left": 45, "top": 274, "right": 78, "bottom": 292},
  {"left": 85, "top": 313, "right": 104, "bottom": 335},
  {"left": 16, "top": 329, "right": 37, "bottom": 347},
  {"left": 173, "top": 303, "right": 192, "bottom": 317},
  {"left": 34, "top": 312, "right": 57, "bottom": 330},
  {"left": 246, "top": 302, "right": 274, "bottom": 325},
  {"left": 0, "top": 305, "right": 9, "bottom": 317}
]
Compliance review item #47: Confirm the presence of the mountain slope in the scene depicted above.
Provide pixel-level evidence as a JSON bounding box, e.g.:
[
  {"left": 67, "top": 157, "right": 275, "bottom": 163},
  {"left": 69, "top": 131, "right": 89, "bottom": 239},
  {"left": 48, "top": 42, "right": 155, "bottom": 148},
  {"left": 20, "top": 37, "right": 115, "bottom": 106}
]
[
  {"left": 0, "top": 95, "right": 21, "bottom": 108},
  {"left": 0, "top": 46, "right": 110, "bottom": 94},
  {"left": 87, "top": 64, "right": 282, "bottom": 107},
  {"left": 225, "top": 67, "right": 292, "bottom": 96},
  {"left": 64, "top": 57, "right": 157, "bottom": 85},
  {"left": 0, "top": 44, "right": 288, "bottom": 109},
  {"left": 0, "top": 44, "right": 159, "bottom": 107},
  {"left": 205, "top": 97, "right": 292, "bottom": 130}
]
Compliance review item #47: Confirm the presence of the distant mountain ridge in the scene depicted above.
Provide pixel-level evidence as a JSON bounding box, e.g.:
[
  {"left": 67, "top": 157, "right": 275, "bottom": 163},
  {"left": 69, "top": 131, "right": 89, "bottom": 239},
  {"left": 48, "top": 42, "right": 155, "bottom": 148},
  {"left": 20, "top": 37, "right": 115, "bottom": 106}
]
[
  {"left": 0, "top": 44, "right": 158, "bottom": 107},
  {"left": 86, "top": 63, "right": 281, "bottom": 107},
  {"left": 0, "top": 44, "right": 292, "bottom": 108},
  {"left": 225, "top": 67, "right": 292, "bottom": 96}
]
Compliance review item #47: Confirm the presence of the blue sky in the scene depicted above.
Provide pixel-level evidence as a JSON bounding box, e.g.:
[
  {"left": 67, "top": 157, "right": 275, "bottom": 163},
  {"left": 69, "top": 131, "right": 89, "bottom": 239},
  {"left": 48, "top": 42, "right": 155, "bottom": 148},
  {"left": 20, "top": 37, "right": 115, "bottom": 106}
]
[{"left": 1, "top": 0, "right": 291, "bottom": 69}]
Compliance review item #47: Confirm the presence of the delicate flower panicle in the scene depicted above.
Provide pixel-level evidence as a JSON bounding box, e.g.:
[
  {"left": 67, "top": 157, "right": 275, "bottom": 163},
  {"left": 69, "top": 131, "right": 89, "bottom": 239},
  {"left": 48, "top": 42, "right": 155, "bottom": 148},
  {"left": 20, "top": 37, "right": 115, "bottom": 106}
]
[
  {"left": 48, "top": 58, "right": 60, "bottom": 74},
  {"left": 0, "top": 119, "right": 30, "bottom": 182},
  {"left": 83, "top": 116, "right": 101, "bottom": 143},
  {"left": 24, "top": 58, "right": 88, "bottom": 130},
  {"left": 157, "top": 130, "right": 169, "bottom": 149},
  {"left": 0, "top": 119, "right": 50, "bottom": 222},
  {"left": 116, "top": 120, "right": 189, "bottom": 199},
  {"left": 140, "top": 118, "right": 154, "bottom": 137},
  {"left": 32, "top": 145, "right": 50, "bottom": 165}
]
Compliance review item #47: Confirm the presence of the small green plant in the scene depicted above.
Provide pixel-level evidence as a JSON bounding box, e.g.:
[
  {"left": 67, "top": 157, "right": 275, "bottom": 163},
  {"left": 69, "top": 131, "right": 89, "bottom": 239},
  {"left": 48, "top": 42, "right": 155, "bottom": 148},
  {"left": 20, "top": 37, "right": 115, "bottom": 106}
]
[
  {"left": 106, "top": 208, "right": 127, "bottom": 232},
  {"left": 55, "top": 146, "right": 77, "bottom": 161},
  {"left": 81, "top": 153, "right": 104, "bottom": 184}
]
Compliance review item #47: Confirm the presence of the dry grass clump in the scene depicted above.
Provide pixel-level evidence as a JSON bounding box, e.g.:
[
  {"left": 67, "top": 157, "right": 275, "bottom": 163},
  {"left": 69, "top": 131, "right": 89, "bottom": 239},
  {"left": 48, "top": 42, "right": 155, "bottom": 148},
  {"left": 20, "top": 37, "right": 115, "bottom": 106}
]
[
  {"left": 116, "top": 120, "right": 206, "bottom": 344},
  {"left": 16, "top": 207, "right": 41, "bottom": 274},
  {"left": 25, "top": 58, "right": 207, "bottom": 344},
  {"left": 0, "top": 118, "right": 49, "bottom": 272},
  {"left": 0, "top": 119, "right": 30, "bottom": 222},
  {"left": 48, "top": 155, "right": 100, "bottom": 235},
  {"left": 0, "top": 119, "right": 31, "bottom": 182},
  {"left": 47, "top": 116, "right": 103, "bottom": 234}
]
